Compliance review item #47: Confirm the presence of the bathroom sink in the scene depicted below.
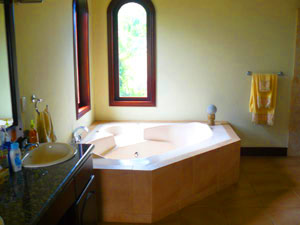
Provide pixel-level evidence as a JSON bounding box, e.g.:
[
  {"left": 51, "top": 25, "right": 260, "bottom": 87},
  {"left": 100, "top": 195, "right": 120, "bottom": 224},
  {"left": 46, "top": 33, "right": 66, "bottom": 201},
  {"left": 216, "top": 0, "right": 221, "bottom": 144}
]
[{"left": 22, "top": 143, "right": 77, "bottom": 168}]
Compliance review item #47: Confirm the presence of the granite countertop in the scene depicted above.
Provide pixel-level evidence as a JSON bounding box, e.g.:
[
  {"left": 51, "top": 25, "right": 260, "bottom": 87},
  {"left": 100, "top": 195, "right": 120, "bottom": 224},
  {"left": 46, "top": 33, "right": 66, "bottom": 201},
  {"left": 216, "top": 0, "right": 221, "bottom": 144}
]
[{"left": 0, "top": 144, "right": 94, "bottom": 225}]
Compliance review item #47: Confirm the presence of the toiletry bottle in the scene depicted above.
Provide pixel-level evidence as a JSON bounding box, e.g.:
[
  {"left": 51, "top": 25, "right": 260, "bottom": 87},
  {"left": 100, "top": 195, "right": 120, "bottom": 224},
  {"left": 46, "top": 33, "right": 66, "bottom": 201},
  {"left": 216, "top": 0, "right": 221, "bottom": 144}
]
[
  {"left": 0, "top": 127, "right": 4, "bottom": 146},
  {"left": 3, "top": 123, "right": 10, "bottom": 143},
  {"left": 0, "top": 145, "right": 3, "bottom": 160},
  {"left": 10, "top": 128, "right": 17, "bottom": 142},
  {"left": 9, "top": 142, "right": 22, "bottom": 172},
  {"left": 0, "top": 144, "right": 5, "bottom": 169},
  {"left": 29, "top": 120, "right": 39, "bottom": 144},
  {"left": 5, "top": 142, "right": 12, "bottom": 173},
  {"left": 0, "top": 128, "right": 4, "bottom": 160},
  {"left": 1, "top": 125, "right": 11, "bottom": 171}
]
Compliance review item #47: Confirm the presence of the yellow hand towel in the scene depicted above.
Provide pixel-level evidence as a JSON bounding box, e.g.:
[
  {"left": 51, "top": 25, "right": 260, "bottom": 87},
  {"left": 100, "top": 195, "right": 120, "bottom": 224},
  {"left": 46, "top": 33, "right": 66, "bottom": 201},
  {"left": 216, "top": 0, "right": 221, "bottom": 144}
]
[
  {"left": 258, "top": 75, "right": 271, "bottom": 93},
  {"left": 257, "top": 74, "right": 274, "bottom": 109},
  {"left": 36, "top": 108, "right": 57, "bottom": 143},
  {"left": 249, "top": 74, "right": 278, "bottom": 126}
]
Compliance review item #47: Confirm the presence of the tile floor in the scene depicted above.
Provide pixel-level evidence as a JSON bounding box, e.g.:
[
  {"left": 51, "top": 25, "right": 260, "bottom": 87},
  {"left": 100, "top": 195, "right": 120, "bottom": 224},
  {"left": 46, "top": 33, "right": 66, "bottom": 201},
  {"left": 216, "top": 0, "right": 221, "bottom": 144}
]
[{"left": 99, "top": 156, "right": 300, "bottom": 225}]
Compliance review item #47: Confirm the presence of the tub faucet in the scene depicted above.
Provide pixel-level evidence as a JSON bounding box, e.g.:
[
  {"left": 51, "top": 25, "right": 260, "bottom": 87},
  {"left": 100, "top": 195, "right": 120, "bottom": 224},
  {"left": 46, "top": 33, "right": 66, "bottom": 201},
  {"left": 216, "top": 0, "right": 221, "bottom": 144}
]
[{"left": 72, "top": 126, "right": 89, "bottom": 144}]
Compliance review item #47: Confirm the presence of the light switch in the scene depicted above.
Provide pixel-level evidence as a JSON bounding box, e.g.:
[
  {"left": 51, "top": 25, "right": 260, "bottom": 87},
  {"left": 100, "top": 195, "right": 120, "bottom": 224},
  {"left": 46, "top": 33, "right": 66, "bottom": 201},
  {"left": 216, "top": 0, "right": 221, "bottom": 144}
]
[{"left": 21, "top": 96, "right": 26, "bottom": 112}]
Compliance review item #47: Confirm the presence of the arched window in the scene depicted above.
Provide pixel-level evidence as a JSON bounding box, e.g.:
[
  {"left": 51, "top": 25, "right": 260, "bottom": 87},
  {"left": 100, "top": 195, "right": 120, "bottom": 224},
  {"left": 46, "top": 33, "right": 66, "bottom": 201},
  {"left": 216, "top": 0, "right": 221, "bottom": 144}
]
[
  {"left": 107, "top": 0, "right": 156, "bottom": 106},
  {"left": 73, "top": 0, "right": 91, "bottom": 119}
]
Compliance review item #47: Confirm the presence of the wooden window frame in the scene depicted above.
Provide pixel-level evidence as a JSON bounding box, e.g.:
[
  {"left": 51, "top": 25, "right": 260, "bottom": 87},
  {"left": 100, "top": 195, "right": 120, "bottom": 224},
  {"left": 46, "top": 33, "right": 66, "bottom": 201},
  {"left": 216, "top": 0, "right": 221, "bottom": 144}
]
[
  {"left": 73, "top": 0, "right": 91, "bottom": 119},
  {"left": 107, "top": 0, "right": 156, "bottom": 107}
]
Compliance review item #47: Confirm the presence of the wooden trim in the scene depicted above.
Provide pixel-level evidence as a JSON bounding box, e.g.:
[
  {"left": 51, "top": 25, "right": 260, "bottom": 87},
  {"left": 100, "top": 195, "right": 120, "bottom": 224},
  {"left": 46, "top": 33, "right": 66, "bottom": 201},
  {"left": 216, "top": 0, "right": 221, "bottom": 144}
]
[
  {"left": 107, "top": 0, "right": 156, "bottom": 107},
  {"left": 241, "top": 147, "right": 287, "bottom": 156},
  {"left": 77, "top": 105, "right": 91, "bottom": 119},
  {"left": 4, "top": 0, "right": 22, "bottom": 132},
  {"left": 73, "top": 0, "right": 91, "bottom": 120}
]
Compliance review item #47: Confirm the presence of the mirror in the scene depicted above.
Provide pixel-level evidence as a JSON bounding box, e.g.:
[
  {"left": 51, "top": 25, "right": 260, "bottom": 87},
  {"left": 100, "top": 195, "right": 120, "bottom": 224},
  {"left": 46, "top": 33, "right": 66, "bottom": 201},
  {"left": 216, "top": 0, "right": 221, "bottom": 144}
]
[
  {"left": 0, "top": 3, "right": 13, "bottom": 127},
  {"left": 0, "top": 0, "right": 21, "bottom": 131}
]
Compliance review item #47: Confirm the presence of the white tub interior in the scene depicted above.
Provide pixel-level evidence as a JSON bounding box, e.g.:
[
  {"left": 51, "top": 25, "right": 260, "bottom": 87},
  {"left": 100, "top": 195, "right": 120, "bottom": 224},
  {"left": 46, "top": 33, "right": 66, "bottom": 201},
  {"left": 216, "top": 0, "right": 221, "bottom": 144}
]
[{"left": 82, "top": 122, "right": 231, "bottom": 170}]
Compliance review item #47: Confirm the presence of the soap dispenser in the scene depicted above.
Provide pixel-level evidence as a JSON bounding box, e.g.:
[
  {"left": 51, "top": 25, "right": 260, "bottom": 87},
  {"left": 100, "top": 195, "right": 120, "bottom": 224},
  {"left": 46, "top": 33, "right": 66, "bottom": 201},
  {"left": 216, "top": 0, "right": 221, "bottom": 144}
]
[{"left": 29, "top": 120, "right": 39, "bottom": 144}]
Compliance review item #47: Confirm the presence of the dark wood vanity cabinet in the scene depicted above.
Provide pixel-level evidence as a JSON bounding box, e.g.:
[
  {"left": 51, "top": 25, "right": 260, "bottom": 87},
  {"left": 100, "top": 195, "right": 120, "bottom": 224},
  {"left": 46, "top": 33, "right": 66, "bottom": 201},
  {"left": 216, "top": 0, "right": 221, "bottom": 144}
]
[
  {"left": 74, "top": 175, "right": 98, "bottom": 225},
  {"left": 38, "top": 156, "right": 98, "bottom": 225}
]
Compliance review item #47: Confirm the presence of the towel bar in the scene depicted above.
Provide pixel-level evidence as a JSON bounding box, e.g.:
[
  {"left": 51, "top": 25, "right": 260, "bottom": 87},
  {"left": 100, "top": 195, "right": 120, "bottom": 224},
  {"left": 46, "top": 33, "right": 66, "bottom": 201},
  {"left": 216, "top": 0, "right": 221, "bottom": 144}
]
[{"left": 247, "top": 71, "right": 284, "bottom": 76}]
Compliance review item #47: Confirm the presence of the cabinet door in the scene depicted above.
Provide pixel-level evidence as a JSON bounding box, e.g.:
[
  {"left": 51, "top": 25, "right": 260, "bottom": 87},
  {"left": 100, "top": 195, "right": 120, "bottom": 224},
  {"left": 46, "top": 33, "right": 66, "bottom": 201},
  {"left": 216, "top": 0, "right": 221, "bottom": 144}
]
[
  {"left": 74, "top": 156, "right": 93, "bottom": 199},
  {"left": 76, "top": 175, "right": 98, "bottom": 225}
]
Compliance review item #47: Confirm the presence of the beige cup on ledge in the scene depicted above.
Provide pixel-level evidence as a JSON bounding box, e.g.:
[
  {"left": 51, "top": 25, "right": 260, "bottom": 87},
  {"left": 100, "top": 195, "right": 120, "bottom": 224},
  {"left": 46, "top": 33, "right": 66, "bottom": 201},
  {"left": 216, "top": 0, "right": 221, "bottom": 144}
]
[
  {"left": 208, "top": 113, "right": 215, "bottom": 126},
  {"left": 207, "top": 105, "right": 217, "bottom": 126}
]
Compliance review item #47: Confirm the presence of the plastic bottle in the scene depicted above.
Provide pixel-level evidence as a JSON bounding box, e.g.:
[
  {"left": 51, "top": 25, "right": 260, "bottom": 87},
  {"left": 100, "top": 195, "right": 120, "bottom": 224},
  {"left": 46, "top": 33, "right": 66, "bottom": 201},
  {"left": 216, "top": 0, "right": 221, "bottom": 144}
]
[
  {"left": 0, "top": 144, "right": 7, "bottom": 168},
  {"left": 0, "top": 127, "right": 9, "bottom": 170},
  {"left": 9, "top": 142, "right": 22, "bottom": 172},
  {"left": 0, "top": 128, "right": 4, "bottom": 160},
  {"left": 2, "top": 123, "right": 10, "bottom": 143},
  {"left": 0, "top": 127, "right": 5, "bottom": 146},
  {"left": 29, "top": 120, "right": 39, "bottom": 143},
  {"left": 5, "top": 142, "right": 12, "bottom": 173}
]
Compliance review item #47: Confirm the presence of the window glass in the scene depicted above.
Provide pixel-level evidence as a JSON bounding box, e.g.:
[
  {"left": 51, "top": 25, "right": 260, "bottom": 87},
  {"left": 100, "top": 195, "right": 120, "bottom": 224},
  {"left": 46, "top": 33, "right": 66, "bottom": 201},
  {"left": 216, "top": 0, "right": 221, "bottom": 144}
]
[{"left": 118, "top": 3, "right": 147, "bottom": 97}]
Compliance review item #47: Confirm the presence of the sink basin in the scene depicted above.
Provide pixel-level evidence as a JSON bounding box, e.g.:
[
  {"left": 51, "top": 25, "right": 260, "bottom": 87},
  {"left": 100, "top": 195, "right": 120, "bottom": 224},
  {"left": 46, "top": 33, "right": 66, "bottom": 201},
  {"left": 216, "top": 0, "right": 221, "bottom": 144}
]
[{"left": 22, "top": 143, "right": 77, "bottom": 168}]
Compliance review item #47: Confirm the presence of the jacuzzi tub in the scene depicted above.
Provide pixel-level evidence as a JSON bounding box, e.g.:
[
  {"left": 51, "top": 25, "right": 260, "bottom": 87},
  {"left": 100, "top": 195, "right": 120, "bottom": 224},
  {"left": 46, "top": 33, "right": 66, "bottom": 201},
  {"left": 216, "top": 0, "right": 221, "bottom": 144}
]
[
  {"left": 83, "top": 121, "right": 240, "bottom": 223},
  {"left": 83, "top": 122, "right": 232, "bottom": 170}
]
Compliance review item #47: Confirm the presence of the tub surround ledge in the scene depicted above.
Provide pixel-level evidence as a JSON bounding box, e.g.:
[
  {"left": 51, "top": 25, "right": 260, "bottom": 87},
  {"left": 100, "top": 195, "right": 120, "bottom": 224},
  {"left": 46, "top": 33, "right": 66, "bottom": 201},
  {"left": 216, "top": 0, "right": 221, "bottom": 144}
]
[{"left": 94, "top": 123, "right": 240, "bottom": 223}]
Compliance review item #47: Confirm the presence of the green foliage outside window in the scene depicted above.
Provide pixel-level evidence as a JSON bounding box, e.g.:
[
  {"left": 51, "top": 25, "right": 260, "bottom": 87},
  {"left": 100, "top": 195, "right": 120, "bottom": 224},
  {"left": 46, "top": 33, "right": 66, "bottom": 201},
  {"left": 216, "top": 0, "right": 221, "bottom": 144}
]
[{"left": 118, "top": 3, "right": 147, "bottom": 97}]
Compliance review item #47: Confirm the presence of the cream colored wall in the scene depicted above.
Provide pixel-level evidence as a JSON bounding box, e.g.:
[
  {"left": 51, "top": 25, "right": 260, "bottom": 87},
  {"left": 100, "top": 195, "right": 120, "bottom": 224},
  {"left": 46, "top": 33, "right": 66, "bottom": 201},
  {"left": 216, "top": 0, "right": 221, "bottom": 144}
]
[
  {"left": 14, "top": 0, "right": 94, "bottom": 142},
  {"left": 91, "top": 0, "right": 300, "bottom": 147},
  {"left": 0, "top": 5, "right": 13, "bottom": 119}
]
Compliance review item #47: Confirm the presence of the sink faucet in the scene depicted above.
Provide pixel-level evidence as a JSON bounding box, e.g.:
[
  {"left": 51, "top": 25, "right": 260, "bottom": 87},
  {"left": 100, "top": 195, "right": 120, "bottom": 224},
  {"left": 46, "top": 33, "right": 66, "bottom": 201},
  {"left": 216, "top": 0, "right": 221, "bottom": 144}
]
[
  {"left": 22, "top": 143, "right": 39, "bottom": 156},
  {"left": 25, "top": 143, "right": 39, "bottom": 150},
  {"left": 72, "top": 126, "right": 89, "bottom": 144}
]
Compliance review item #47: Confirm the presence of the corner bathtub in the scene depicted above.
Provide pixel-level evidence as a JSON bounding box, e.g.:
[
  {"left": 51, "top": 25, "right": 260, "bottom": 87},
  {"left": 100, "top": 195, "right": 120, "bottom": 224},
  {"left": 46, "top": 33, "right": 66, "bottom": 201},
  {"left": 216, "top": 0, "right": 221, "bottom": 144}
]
[{"left": 82, "top": 122, "right": 240, "bottom": 223}]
